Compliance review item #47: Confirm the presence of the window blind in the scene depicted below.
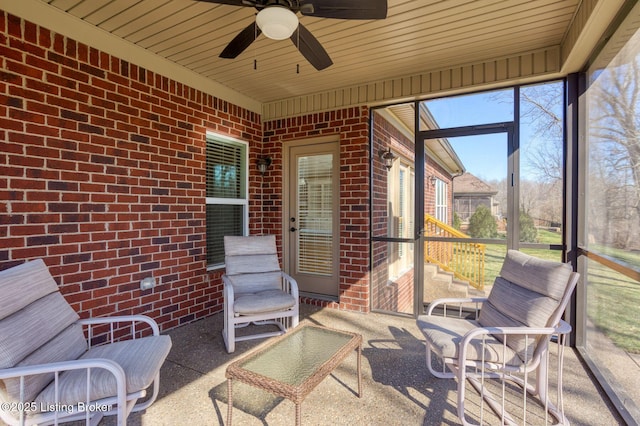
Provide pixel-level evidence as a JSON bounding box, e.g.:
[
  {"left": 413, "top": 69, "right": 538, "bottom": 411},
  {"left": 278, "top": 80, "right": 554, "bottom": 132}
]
[
  {"left": 206, "top": 137, "right": 247, "bottom": 267},
  {"left": 206, "top": 139, "right": 246, "bottom": 199}
]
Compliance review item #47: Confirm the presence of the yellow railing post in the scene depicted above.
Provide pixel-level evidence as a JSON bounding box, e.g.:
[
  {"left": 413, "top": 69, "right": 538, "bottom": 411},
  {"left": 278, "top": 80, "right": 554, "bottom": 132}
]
[{"left": 423, "top": 214, "right": 486, "bottom": 290}]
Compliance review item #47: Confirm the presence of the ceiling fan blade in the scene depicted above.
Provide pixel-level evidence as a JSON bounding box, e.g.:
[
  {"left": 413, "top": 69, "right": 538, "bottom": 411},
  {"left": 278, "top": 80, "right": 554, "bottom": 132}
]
[
  {"left": 219, "top": 22, "right": 261, "bottom": 59},
  {"left": 290, "top": 24, "right": 333, "bottom": 71},
  {"left": 299, "top": 0, "right": 387, "bottom": 20},
  {"left": 193, "top": 0, "right": 254, "bottom": 6}
]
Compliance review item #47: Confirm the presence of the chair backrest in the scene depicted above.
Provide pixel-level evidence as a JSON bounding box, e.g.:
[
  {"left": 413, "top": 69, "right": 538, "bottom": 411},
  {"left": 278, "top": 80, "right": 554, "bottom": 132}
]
[
  {"left": 478, "top": 250, "right": 579, "bottom": 362},
  {"left": 0, "top": 259, "right": 87, "bottom": 403},
  {"left": 223, "top": 235, "right": 283, "bottom": 294}
]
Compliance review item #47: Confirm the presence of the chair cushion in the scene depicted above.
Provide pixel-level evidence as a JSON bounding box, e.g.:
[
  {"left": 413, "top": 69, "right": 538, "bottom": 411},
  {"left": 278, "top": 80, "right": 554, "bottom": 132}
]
[
  {"left": 498, "top": 250, "right": 572, "bottom": 300},
  {"left": 478, "top": 250, "right": 573, "bottom": 361},
  {"left": 2, "top": 324, "right": 88, "bottom": 404},
  {"left": 416, "top": 315, "right": 522, "bottom": 366},
  {"left": 0, "top": 292, "right": 80, "bottom": 369},
  {"left": 224, "top": 235, "right": 281, "bottom": 276},
  {"left": 0, "top": 259, "right": 59, "bottom": 320},
  {"left": 35, "top": 335, "right": 172, "bottom": 408},
  {"left": 226, "top": 271, "right": 283, "bottom": 294},
  {"left": 224, "top": 235, "right": 277, "bottom": 257},
  {"left": 234, "top": 289, "right": 297, "bottom": 315}
]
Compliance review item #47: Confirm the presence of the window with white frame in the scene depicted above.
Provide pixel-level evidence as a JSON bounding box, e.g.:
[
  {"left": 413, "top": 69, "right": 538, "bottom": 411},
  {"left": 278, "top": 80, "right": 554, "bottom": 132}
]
[
  {"left": 387, "top": 158, "right": 415, "bottom": 278},
  {"left": 206, "top": 135, "right": 248, "bottom": 268},
  {"left": 434, "top": 178, "right": 448, "bottom": 223}
]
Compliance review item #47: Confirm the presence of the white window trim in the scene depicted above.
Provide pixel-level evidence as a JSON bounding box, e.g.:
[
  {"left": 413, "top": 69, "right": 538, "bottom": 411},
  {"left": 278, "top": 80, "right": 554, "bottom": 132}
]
[
  {"left": 206, "top": 132, "right": 249, "bottom": 271},
  {"left": 435, "top": 178, "right": 448, "bottom": 224}
]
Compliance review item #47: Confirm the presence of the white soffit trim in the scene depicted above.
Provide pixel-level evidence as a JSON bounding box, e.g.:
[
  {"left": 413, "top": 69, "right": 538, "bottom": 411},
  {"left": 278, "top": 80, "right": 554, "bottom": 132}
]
[
  {"left": 560, "top": 0, "right": 626, "bottom": 73},
  {"left": 1, "top": 0, "right": 262, "bottom": 114}
]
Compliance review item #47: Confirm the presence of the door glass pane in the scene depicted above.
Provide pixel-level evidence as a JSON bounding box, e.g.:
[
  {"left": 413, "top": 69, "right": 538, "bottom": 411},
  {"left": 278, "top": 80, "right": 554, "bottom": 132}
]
[
  {"left": 297, "top": 154, "right": 333, "bottom": 276},
  {"left": 424, "top": 134, "right": 507, "bottom": 304}
]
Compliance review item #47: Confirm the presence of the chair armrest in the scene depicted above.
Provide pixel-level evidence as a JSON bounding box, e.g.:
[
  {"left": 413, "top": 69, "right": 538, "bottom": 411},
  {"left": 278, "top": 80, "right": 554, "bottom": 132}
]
[
  {"left": 78, "top": 315, "right": 160, "bottom": 334},
  {"left": 462, "top": 319, "right": 572, "bottom": 341},
  {"left": 0, "top": 358, "right": 127, "bottom": 421},
  {"left": 280, "top": 272, "right": 299, "bottom": 299},
  {"left": 463, "top": 325, "right": 558, "bottom": 341},
  {"left": 0, "top": 357, "right": 125, "bottom": 384},
  {"left": 222, "top": 274, "right": 235, "bottom": 300},
  {"left": 77, "top": 315, "right": 161, "bottom": 347},
  {"left": 427, "top": 297, "right": 487, "bottom": 316},
  {"left": 458, "top": 320, "right": 572, "bottom": 368}
]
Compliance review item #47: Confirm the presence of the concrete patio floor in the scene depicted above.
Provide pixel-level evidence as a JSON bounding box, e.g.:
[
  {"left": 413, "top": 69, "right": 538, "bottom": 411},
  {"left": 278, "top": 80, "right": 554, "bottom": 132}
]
[{"left": 115, "top": 304, "right": 624, "bottom": 425}]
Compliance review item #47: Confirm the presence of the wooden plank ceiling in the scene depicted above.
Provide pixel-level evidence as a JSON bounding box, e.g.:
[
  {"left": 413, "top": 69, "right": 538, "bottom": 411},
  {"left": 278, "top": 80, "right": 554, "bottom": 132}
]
[{"left": 40, "top": 0, "right": 581, "bottom": 104}]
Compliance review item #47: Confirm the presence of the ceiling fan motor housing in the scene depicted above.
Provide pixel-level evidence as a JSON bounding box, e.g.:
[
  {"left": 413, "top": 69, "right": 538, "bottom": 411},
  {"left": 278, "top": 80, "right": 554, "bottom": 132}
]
[
  {"left": 256, "top": 5, "right": 299, "bottom": 40},
  {"left": 206, "top": 0, "right": 388, "bottom": 70}
]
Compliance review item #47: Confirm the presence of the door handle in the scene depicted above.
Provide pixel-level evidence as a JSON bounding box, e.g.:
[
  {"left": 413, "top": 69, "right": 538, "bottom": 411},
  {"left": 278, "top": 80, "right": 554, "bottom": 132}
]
[{"left": 290, "top": 227, "right": 297, "bottom": 232}]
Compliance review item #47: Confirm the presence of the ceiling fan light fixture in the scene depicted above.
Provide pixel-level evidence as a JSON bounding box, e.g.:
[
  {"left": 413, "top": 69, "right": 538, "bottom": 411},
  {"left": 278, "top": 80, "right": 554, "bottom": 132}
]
[{"left": 256, "top": 6, "right": 298, "bottom": 40}]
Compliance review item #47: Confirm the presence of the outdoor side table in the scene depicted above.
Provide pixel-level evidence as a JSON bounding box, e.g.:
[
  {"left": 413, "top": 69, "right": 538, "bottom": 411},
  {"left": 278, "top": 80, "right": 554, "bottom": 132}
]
[{"left": 225, "top": 322, "right": 362, "bottom": 425}]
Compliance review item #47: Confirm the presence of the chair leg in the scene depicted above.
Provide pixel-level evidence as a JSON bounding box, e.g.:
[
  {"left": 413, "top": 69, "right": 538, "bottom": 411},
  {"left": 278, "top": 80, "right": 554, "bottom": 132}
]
[
  {"left": 458, "top": 366, "right": 569, "bottom": 425},
  {"left": 89, "top": 412, "right": 105, "bottom": 426},
  {"left": 223, "top": 309, "right": 236, "bottom": 353},
  {"left": 534, "top": 345, "right": 569, "bottom": 425},
  {"left": 426, "top": 345, "right": 454, "bottom": 379}
]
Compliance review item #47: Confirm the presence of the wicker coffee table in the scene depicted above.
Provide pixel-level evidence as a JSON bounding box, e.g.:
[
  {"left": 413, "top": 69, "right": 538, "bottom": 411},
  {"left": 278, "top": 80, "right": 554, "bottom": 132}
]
[{"left": 225, "top": 322, "right": 362, "bottom": 425}]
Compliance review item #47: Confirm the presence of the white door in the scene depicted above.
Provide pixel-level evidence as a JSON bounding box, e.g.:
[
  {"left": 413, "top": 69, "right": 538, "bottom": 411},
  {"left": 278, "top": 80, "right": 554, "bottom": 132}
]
[{"left": 284, "top": 140, "right": 340, "bottom": 297}]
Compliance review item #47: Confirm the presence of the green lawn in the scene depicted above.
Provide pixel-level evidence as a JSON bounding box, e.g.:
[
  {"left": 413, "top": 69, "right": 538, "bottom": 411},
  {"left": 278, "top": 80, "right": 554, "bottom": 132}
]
[
  {"left": 586, "top": 251, "right": 640, "bottom": 354},
  {"left": 479, "top": 229, "right": 640, "bottom": 354}
]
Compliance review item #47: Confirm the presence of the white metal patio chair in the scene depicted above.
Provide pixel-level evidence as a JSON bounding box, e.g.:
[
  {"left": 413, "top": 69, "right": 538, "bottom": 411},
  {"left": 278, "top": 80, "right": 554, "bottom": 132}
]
[
  {"left": 417, "top": 250, "right": 579, "bottom": 425},
  {"left": 222, "top": 235, "right": 299, "bottom": 353},
  {"left": 0, "top": 259, "right": 172, "bottom": 426}
]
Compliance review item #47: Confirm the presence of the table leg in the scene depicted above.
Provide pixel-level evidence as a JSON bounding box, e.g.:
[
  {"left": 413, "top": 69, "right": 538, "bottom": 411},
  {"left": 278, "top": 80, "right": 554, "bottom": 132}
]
[
  {"left": 227, "top": 378, "right": 233, "bottom": 426},
  {"left": 357, "top": 343, "right": 362, "bottom": 397}
]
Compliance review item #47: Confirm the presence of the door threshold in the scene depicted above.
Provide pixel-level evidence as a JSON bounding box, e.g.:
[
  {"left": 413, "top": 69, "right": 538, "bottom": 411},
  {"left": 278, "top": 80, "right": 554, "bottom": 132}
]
[{"left": 300, "top": 292, "right": 339, "bottom": 303}]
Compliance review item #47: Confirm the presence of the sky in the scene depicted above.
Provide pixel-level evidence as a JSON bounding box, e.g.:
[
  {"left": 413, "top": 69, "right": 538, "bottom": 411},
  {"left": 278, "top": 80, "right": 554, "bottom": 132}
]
[
  {"left": 423, "top": 91, "right": 512, "bottom": 182},
  {"left": 421, "top": 82, "right": 565, "bottom": 183}
]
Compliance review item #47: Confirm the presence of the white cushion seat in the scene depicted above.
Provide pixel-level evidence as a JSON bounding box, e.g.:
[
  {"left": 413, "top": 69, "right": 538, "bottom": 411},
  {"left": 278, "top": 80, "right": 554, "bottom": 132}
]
[
  {"left": 417, "top": 316, "right": 522, "bottom": 367},
  {"left": 35, "top": 335, "right": 172, "bottom": 408},
  {"left": 234, "top": 290, "right": 297, "bottom": 315}
]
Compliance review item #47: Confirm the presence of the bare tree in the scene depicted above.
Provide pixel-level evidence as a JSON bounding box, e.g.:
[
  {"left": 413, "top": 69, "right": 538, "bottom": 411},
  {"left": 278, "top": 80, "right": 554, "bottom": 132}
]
[
  {"left": 520, "top": 84, "right": 564, "bottom": 184},
  {"left": 588, "top": 54, "right": 640, "bottom": 248}
]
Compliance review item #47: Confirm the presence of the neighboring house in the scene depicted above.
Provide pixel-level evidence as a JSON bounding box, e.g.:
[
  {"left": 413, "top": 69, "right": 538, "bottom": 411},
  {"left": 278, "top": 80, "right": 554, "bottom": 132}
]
[{"left": 453, "top": 173, "right": 500, "bottom": 222}]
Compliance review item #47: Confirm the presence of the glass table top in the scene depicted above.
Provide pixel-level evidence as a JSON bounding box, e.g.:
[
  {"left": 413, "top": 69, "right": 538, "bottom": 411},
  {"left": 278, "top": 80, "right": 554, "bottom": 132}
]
[{"left": 237, "top": 325, "right": 356, "bottom": 387}]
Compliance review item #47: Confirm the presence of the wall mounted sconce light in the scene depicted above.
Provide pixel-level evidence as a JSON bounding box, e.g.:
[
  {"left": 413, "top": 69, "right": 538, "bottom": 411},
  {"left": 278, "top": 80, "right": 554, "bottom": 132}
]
[
  {"left": 429, "top": 175, "right": 437, "bottom": 186},
  {"left": 256, "top": 156, "right": 272, "bottom": 176},
  {"left": 379, "top": 148, "right": 397, "bottom": 171}
]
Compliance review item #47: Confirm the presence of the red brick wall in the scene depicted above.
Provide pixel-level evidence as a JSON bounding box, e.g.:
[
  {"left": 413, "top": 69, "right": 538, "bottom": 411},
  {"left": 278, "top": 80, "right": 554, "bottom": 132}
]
[
  {"left": 263, "top": 108, "right": 371, "bottom": 312},
  {"left": 0, "top": 13, "right": 262, "bottom": 330},
  {"left": 370, "top": 110, "right": 415, "bottom": 312}
]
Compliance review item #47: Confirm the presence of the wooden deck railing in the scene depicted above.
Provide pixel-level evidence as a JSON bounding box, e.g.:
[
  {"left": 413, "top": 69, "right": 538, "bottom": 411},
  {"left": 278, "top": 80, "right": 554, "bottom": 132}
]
[{"left": 424, "top": 215, "right": 486, "bottom": 290}]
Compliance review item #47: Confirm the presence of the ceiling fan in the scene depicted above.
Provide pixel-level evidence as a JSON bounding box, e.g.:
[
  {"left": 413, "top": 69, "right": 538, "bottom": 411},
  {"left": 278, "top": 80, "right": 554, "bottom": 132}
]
[{"left": 196, "top": 0, "right": 388, "bottom": 70}]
